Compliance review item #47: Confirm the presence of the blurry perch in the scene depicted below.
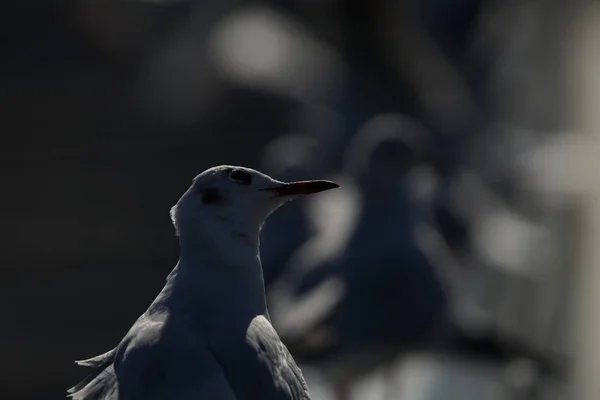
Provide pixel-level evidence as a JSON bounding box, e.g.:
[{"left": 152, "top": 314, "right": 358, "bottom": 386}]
[
  {"left": 68, "top": 165, "right": 339, "bottom": 400},
  {"left": 269, "top": 114, "right": 450, "bottom": 400}
]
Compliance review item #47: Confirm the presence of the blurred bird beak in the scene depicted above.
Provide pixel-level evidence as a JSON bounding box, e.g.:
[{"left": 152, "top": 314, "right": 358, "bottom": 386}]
[{"left": 261, "top": 180, "right": 339, "bottom": 197}]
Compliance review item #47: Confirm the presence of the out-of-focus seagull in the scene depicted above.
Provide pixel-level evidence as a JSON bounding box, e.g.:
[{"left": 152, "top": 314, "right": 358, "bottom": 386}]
[
  {"left": 269, "top": 114, "right": 450, "bottom": 400},
  {"left": 67, "top": 165, "right": 338, "bottom": 400}
]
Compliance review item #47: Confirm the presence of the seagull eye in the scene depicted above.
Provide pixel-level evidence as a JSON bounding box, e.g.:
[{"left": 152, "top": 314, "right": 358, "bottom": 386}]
[{"left": 229, "top": 169, "right": 252, "bottom": 185}]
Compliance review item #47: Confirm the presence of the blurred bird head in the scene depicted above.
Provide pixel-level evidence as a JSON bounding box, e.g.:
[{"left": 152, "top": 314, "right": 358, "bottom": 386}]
[
  {"left": 343, "top": 114, "right": 430, "bottom": 190},
  {"left": 170, "top": 165, "right": 339, "bottom": 239}
]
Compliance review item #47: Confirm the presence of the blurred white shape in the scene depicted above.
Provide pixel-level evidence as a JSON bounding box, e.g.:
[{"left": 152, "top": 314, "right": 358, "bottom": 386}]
[
  {"left": 473, "top": 207, "right": 548, "bottom": 276},
  {"left": 518, "top": 132, "right": 595, "bottom": 199},
  {"left": 303, "top": 354, "right": 511, "bottom": 400},
  {"left": 209, "top": 5, "right": 343, "bottom": 100},
  {"left": 299, "top": 173, "right": 360, "bottom": 268},
  {"left": 351, "top": 368, "right": 388, "bottom": 400},
  {"left": 299, "top": 369, "right": 333, "bottom": 400},
  {"left": 415, "top": 355, "right": 509, "bottom": 400},
  {"left": 449, "top": 165, "right": 549, "bottom": 279},
  {"left": 374, "top": 354, "right": 510, "bottom": 400},
  {"left": 274, "top": 173, "right": 358, "bottom": 281},
  {"left": 273, "top": 277, "right": 345, "bottom": 340}
]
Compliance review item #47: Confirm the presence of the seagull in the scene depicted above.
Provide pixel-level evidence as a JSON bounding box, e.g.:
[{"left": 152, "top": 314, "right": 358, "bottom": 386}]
[
  {"left": 269, "top": 114, "right": 451, "bottom": 400},
  {"left": 67, "top": 165, "right": 338, "bottom": 400}
]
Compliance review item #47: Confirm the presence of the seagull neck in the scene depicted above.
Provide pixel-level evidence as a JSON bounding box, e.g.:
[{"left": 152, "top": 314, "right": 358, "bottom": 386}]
[
  {"left": 179, "top": 223, "right": 261, "bottom": 267},
  {"left": 170, "top": 232, "right": 268, "bottom": 318}
]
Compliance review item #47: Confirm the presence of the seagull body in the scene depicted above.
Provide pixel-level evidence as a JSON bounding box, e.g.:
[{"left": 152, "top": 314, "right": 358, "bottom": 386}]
[{"left": 68, "top": 165, "right": 338, "bottom": 400}]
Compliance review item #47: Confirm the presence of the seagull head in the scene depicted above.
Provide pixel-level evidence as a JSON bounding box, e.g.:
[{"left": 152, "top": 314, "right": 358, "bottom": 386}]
[
  {"left": 344, "top": 114, "right": 430, "bottom": 190},
  {"left": 171, "top": 165, "right": 339, "bottom": 241}
]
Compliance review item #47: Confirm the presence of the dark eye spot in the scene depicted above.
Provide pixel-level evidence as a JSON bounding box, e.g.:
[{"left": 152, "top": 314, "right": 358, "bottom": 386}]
[
  {"left": 201, "top": 188, "right": 221, "bottom": 204},
  {"left": 229, "top": 169, "right": 252, "bottom": 184}
]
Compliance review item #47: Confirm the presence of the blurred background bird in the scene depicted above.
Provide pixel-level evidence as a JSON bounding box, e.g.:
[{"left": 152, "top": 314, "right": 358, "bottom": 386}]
[{"left": 265, "top": 115, "right": 454, "bottom": 399}]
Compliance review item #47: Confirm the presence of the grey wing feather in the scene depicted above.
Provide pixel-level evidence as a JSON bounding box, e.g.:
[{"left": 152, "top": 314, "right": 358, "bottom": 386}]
[
  {"left": 74, "top": 348, "right": 117, "bottom": 369},
  {"left": 67, "top": 348, "right": 117, "bottom": 396},
  {"left": 245, "top": 316, "right": 311, "bottom": 399},
  {"left": 68, "top": 364, "right": 118, "bottom": 400}
]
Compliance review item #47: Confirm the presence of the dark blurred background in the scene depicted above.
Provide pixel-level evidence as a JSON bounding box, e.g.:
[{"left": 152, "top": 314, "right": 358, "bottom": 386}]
[{"left": 3, "top": 0, "right": 599, "bottom": 399}]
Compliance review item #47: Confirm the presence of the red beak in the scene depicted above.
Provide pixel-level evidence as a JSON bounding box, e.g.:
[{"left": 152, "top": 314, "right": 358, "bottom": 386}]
[{"left": 260, "top": 180, "right": 339, "bottom": 197}]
